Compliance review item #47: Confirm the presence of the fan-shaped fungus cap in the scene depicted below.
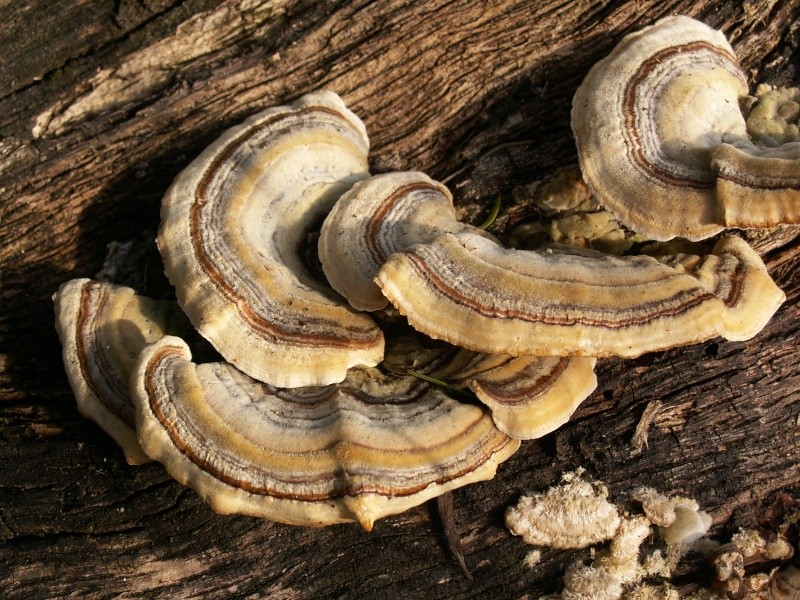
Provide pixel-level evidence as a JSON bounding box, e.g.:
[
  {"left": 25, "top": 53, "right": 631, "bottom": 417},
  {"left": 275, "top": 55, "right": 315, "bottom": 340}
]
[
  {"left": 376, "top": 231, "right": 783, "bottom": 358},
  {"left": 712, "top": 140, "right": 800, "bottom": 229},
  {"left": 654, "top": 235, "right": 785, "bottom": 341},
  {"left": 53, "top": 279, "right": 189, "bottom": 465},
  {"left": 132, "top": 336, "right": 519, "bottom": 530},
  {"left": 659, "top": 501, "right": 712, "bottom": 546},
  {"left": 440, "top": 353, "right": 598, "bottom": 440},
  {"left": 630, "top": 486, "right": 711, "bottom": 546},
  {"left": 384, "top": 337, "right": 597, "bottom": 440},
  {"left": 318, "top": 171, "right": 473, "bottom": 311},
  {"left": 572, "top": 16, "right": 800, "bottom": 240},
  {"left": 158, "top": 90, "right": 384, "bottom": 388}
]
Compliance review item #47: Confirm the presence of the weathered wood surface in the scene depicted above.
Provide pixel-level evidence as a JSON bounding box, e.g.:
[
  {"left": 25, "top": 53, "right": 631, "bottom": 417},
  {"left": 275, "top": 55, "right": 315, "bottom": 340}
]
[{"left": 1, "top": 1, "right": 799, "bottom": 597}]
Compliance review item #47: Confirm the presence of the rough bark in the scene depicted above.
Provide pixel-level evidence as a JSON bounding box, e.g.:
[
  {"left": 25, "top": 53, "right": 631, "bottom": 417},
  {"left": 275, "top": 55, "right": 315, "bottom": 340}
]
[{"left": 1, "top": 1, "right": 798, "bottom": 597}]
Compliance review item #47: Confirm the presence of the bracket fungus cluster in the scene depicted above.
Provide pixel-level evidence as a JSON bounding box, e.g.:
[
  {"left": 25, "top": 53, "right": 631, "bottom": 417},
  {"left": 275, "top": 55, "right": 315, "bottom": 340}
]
[
  {"left": 572, "top": 15, "right": 800, "bottom": 241},
  {"left": 55, "top": 16, "right": 790, "bottom": 532}
]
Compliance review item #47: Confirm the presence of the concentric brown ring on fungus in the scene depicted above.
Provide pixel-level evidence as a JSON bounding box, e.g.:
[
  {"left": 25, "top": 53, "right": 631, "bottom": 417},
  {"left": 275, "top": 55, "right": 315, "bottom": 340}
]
[
  {"left": 131, "top": 336, "right": 519, "bottom": 530},
  {"left": 571, "top": 15, "right": 800, "bottom": 241},
  {"left": 383, "top": 336, "right": 597, "bottom": 440},
  {"left": 319, "top": 171, "right": 474, "bottom": 311},
  {"left": 158, "top": 90, "right": 384, "bottom": 388},
  {"left": 53, "top": 279, "right": 190, "bottom": 464},
  {"left": 376, "top": 231, "right": 783, "bottom": 358},
  {"left": 653, "top": 235, "right": 786, "bottom": 341},
  {"left": 712, "top": 140, "right": 800, "bottom": 229}
]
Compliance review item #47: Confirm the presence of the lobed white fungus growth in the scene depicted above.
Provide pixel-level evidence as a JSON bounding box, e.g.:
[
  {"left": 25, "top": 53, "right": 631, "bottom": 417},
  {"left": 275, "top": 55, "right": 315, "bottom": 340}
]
[{"left": 505, "top": 469, "right": 621, "bottom": 549}]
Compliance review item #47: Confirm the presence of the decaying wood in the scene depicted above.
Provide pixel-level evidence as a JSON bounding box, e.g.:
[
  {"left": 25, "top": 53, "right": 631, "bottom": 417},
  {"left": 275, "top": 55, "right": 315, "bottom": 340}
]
[{"left": 1, "top": 1, "right": 798, "bottom": 597}]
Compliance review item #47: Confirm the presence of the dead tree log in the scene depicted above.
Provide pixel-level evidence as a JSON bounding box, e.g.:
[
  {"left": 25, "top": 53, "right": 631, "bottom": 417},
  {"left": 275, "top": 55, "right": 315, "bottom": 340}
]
[{"left": 1, "top": 1, "right": 798, "bottom": 597}]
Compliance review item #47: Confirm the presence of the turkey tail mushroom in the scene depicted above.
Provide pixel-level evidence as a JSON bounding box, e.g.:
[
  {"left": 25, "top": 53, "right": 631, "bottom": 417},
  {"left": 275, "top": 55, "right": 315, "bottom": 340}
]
[
  {"left": 53, "top": 279, "right": 190, "bottom": 465},
  {"left": 131, "top": 336, "right": 519, "bottom": 530},
  {"left": 376, "top": 231, "right": 783, "bottom": 358},
  {"left": 571, "top": 15, "right": 800, "bottom": 241},
  {"left": 158, "top": 90, "right": 384, "bottom": 388}
]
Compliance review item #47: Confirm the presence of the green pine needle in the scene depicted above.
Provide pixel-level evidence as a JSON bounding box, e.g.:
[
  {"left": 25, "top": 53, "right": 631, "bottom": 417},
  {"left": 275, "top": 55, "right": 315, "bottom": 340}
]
[{"left": 478, "top": 194, "right": 502, "bottom": 230}]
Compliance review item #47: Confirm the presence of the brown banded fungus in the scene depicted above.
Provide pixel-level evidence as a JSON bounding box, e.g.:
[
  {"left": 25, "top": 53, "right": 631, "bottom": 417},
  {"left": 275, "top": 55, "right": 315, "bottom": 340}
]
[
  {"left": 653, "top": 235, "right": 785, "bottom": 341},
  {"left": 376, "top": 230, "right": 783, "bottom": 358},
  {"left": 158, "top": 90, "right": 384, "bottom": 388},
  {"left": 384, "top": 336, "right": 597, "bottom": 440},
  {"left": 132, "top": 336, "right": 519, "bottom": 530},
  {"left": 53, "top": 279, "right": 190, "bottom": 465},
  {"left": 318, "top": 175, "right": 598, "bottom": 438},
  {"left": 571, "top": 15, "right": 800, "bottom": 241},
  {"left": 433, "top": 352, "right": 598, "bottom": 441},
  {"left": 319, "top": 171, "right": 475, "bottom": 311}
]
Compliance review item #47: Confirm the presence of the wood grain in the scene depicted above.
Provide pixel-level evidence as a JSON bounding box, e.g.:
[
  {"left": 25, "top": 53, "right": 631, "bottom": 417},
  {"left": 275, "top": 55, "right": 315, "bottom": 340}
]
[{"left": 1, "top": 1, "right": 798, "bottom": 597}]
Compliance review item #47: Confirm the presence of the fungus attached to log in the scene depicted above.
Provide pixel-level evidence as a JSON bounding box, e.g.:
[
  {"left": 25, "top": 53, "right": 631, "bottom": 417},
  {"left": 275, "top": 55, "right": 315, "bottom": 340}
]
[
  {"left": 319, "top": 171, "right": 473, "bottom": 311},
  {"left": 53, "top": 279, "right": 190, "bottom": 465},
  {"left": 158, "top": 90, "right": 384, "bottom": 388},
  {"left": 571, "top": 15, "right": 800, "bottom": 241},
  {"left": 132, "top": 336, "right": 519, "bottom": 530},
  {"left": 376, "top": 230, "right": 783, "bottom": 358},
  {"left": 384, "top": 336, "right": 597, "bottom": 440},
  {"left": 505, "top": 470, "right": 621, "bottom": 549}
]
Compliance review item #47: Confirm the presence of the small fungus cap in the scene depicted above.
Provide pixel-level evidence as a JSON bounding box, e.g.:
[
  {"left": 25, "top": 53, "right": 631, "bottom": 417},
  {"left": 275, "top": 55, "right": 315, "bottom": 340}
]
[
  {"left": 158, "top": 90, "right": 384, "bottom": 388},
  {"left": 132, "top": 336, "right": 519, "bottom": 530},
  {"left": 53, "top": 279, "right": 189, "bottom": 465},
  {"left": 384, "top": 336, "right": 597, "bottom": 440},
  {"left": 318, "top": 171, "right": 472, "bottom": 311},
  {"left": 505, "top": 473, "right": 621, "bottom": 549}
]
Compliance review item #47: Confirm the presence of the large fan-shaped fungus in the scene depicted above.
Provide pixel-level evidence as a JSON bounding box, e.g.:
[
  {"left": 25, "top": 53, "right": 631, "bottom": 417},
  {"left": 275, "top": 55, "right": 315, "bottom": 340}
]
[
  {"left": 376, "top": 231, "right": 783, "bottom": 358},
  {"left": 571, "top": 15, "right": 800, "bottom": 241},
  {"left": 132, "top": 336, "right": 519, "bottom": 530},
  {"left": 158, "top": 90, "right": 384, "bottom": 388}
]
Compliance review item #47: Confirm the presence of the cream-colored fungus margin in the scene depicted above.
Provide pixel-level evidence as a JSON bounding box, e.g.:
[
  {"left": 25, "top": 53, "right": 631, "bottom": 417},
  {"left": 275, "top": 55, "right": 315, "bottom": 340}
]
[
  {"left": 53, "top": 279, "right": 189, "bottom": 465},
  {"left": 506, "top": 472, "right": 712, "bottom": 600},
  {"left": 384, "top": 336, "right": 597, "bottom": 440},
  {"left": 158, "top": 90, "right": 384, "bottom": 388},
  {"left": 505, "top": 469, "right": 621, "bottom": 548},
  {"left": 319, "top": 171, "right": 474, "bottom": 311},
  {"left": 376, "top": 231, "right": 783, "bottom": 358},
  {"left": 506, "top": 472, "right": 798, "bottom": 599},
  {"left": 132, "top": 336, "right": 519, "bottom": 530},
  {"left": 571, "top": 16, "right": 800, "bottom": 241}
]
